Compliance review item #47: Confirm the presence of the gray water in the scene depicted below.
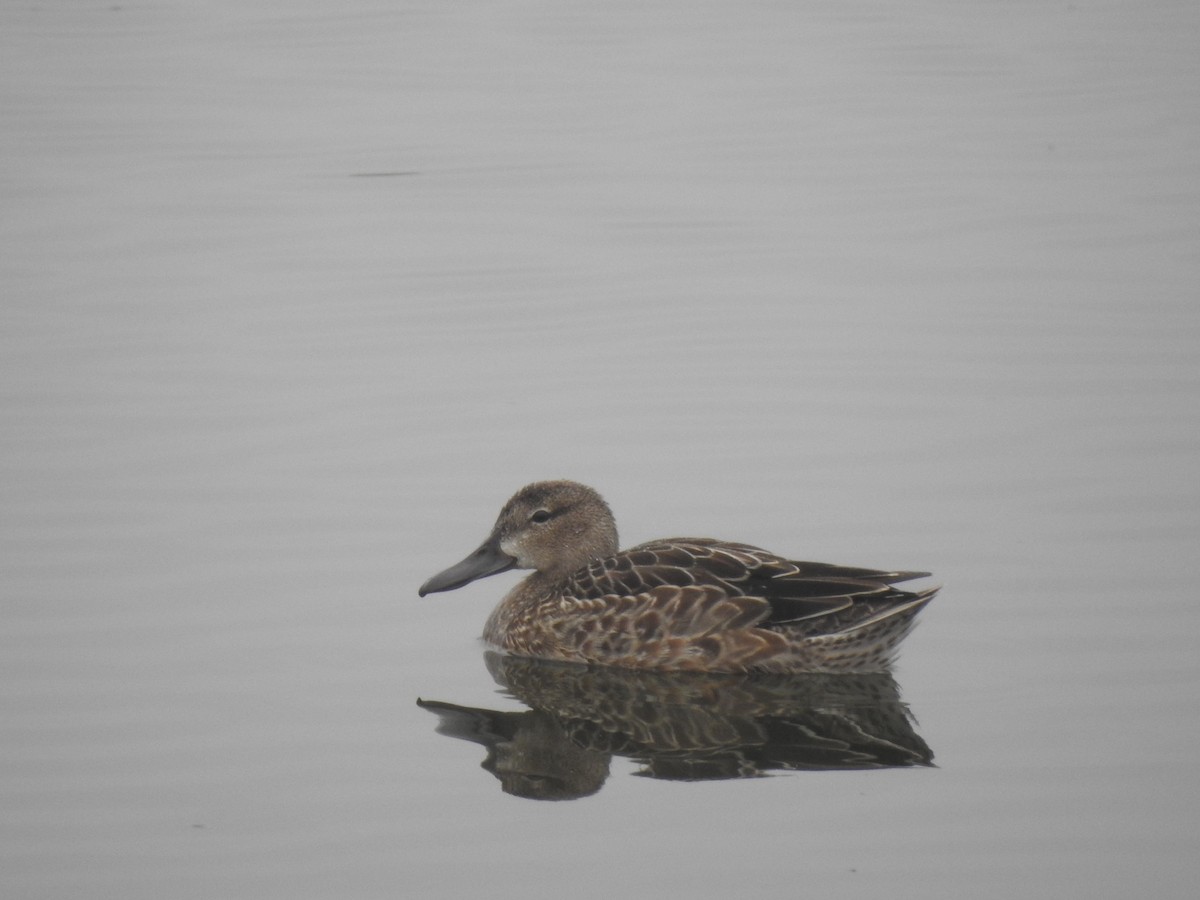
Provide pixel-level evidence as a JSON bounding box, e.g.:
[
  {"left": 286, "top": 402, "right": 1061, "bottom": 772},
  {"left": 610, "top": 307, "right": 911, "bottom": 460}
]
[{"left": 3, "top": 2, "right": 1198, "bottom": 898}]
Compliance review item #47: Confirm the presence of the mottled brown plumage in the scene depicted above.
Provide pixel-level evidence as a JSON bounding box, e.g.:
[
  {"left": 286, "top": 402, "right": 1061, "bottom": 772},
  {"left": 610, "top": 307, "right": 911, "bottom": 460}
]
[{"left": 419, "top": 480, "right": 937, "bottom": 673}]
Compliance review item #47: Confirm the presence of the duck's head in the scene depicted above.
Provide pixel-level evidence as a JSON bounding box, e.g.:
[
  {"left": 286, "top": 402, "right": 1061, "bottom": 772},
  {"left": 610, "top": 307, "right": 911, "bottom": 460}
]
[{"left": 418, "top": 480, "right": 619, "bottom": 596}]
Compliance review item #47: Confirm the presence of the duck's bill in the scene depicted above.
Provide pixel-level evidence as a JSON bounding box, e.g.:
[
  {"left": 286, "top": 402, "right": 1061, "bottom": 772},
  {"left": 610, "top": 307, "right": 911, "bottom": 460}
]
[{"left": 418, "top": 534, "right": 517, "bottom": 596}]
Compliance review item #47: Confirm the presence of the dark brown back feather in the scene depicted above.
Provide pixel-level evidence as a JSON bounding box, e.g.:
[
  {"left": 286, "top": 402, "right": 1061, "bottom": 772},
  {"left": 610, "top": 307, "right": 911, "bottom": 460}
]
[{"left": 563, "top": 538, "right": 930, "bottom": 638}]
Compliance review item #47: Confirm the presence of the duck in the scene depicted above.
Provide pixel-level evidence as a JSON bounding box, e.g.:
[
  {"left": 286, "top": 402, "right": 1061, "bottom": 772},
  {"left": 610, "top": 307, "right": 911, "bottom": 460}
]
[{"left": 418, "top": 480, "right": 937, "bottom": 673}]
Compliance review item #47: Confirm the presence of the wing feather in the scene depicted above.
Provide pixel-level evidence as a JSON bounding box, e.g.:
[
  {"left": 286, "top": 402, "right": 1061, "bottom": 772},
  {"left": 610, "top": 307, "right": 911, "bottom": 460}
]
[{"left": 551, "top": 537, "right": 934, "bottom": 667}]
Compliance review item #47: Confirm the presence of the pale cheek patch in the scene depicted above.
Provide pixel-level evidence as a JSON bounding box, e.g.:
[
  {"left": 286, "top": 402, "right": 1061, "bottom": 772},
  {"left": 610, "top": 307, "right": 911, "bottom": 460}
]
[{"left": 500, "top": 536, "right": 528, "bottom": 566}]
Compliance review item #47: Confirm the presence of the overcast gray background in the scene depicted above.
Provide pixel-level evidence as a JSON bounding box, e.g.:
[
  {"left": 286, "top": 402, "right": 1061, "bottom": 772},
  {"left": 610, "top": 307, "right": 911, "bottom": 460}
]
[{"left": 3, "top": 2, "right": 1198, "bottom": 898}]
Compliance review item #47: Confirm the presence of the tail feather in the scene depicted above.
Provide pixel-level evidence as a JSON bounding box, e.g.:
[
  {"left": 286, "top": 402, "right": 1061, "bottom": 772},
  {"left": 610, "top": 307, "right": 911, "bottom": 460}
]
[{"left": 796, "top": 586, "right": 938, "bottom": 672}]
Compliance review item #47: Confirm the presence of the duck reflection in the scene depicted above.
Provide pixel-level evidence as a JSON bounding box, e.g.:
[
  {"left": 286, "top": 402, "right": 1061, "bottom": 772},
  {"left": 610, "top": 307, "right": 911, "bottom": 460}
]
[{"left": 418, "top": 652, "right": 933, "bottom": 800}]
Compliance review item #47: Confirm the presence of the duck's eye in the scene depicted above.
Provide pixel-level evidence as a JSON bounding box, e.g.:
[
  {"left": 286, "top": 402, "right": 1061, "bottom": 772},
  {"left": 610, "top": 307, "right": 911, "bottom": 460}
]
[{"left": 529, "top": 509, "right": 552, "bottom": 524}]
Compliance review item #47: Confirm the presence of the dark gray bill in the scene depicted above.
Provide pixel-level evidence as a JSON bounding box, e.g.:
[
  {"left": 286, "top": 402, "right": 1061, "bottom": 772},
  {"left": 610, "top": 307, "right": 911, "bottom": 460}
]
[{"left": 418, "top": 533, "right": 517, "bottom": 596}]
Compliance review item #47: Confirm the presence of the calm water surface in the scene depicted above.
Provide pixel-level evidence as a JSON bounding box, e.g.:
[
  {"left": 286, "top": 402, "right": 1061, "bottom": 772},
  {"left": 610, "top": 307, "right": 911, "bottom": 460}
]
[{"left": 3, "top": 2, "right": 1198, "bottom": 898}]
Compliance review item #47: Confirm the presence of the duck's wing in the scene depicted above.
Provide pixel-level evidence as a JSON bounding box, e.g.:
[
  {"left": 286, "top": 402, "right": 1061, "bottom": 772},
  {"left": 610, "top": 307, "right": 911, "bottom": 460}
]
[{"left": 568, "top": 538, "right": 931, "bottom": 631}]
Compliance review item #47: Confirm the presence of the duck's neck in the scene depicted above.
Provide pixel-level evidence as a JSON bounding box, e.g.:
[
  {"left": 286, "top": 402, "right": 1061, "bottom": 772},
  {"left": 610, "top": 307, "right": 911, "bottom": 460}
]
[{"left": 482, "top": 570, "right": 557, "bottom": 649}]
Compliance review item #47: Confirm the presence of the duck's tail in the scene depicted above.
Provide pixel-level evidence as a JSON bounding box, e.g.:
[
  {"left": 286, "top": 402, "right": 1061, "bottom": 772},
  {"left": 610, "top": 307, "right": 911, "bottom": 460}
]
[{"left": 800, "top": 585, "right": 939, "bottom": 673}]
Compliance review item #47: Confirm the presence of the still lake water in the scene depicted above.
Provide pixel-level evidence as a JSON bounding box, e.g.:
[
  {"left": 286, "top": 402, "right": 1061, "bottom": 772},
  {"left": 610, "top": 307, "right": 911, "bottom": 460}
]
[{"left": 3, "top": 1, "right": 1198, "bottom": 897}]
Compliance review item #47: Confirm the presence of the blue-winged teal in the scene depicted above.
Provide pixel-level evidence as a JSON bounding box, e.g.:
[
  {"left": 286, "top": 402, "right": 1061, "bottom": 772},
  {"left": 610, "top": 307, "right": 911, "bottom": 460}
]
[{"left": 419, "top": 480, "right": 937, "bottom": 673}]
